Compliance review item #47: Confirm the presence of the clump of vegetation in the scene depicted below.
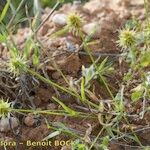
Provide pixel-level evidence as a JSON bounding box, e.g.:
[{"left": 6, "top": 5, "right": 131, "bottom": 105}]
[
  {"left": 8, "top": 54, "right": 27, "bottom": 76},
  {"left": 118, "top": 28, "right": 137, "bottom": 49},
  {"left": 0, "top": 98, "right": 11, "bottom": 118},
  {"left": 51, "top": 12, "right": 85, "bottom": 39},
  {"left": 118, "top": 17, "right": 150, "bottom": 104},
  {"left": 66, "top": 13, "right": 84, "bottom": 36},
  {"left": 0, "top": 0, "right": 150, "bottom": 150}
]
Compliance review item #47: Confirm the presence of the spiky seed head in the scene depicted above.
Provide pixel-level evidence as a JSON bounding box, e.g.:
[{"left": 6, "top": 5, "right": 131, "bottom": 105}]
[
  {"left": 8, "top": 55, "right": 27, "bottom": 76},
  {"left": 0, "top": 98, "right": 11, "bottom": 118},
  {"left": 66, "top": 13, "right": 84, "bottom": 36},
  {"left": 118, "top": 28, "right": 136, "bottom": 49}
]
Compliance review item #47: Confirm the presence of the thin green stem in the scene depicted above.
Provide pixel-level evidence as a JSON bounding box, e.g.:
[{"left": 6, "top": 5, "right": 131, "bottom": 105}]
[
  {"left": 11, "top": 108, "right": 66, "bottom": 116},
  {"left": 34, "top": 1, "right": 60, "bottom": 34},
  {"left": 89, "top": 127, "right": 105, "bottom": 150},
  {"left": 144, "top": 0, "right": 149, "bottom": 21},
  {"left": 84, "top": 44, "right": 115, "bottom": 100},
  {"left": 10, "top": 108, "right": 97, "bottom": 119},
  {"left": 28, "top": 68, "right": 99, "bottom": 109},
  {"left": 27, "top": 68, "right": 81, "bottom": 99},
  {"left": 124, "top": 115, "right": 143, "bottom": 147},
  {"left": 7, "top": 0, "right": 26, "bottom": 29}
]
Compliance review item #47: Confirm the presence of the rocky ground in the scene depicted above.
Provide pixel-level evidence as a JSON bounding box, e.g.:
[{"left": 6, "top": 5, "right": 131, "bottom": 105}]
[{"left": 0, "top": 0, "right": 150, "bottom": 150}]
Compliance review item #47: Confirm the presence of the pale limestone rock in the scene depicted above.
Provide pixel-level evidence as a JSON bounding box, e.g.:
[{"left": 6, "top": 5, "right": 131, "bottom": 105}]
[
  {"left": 0, "top": 117, "right": 19, "bottom": 132},
  {"left": 24, "top": 113, "right": 36, "bottom": 127},
  {"left": 83, "top": 22, "right": 100, "bottom": 38},
  {"left": 83, "top": 0, "right": 106, "bottom": 14},
  {"left": 52, "top": 14, "right": 67, "bottom": 26}
]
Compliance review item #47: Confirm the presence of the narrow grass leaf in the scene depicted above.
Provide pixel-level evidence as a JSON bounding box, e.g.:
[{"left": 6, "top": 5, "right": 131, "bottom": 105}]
[
  {"left": 32, "top": 46, "right": 40, "bottom": 66},
  {"left": 42, "top": 131, "right": 61, "bottom": 141},
  {"left": 52, "top": 96, "right": 78, "bottom": 116},
  {"left": 50, "top": 27, "right": 68, "bottom": 38},
  {"left": 131, "top": 90, "right": 143, "bottom": 102},
  {"left": 81, "top": 77, "right": 86, "bottom": 102},
  {"left": 23, "top": 38, "right": 34, "bottom": 58},
  {"left": 0, "top": 0, "right": 11, "bottom": 22},
  {"left": 0, "top": 33, "right": 7, "bottom": 43},
  {"left": 97, "top": 57, "right": 108, "bottom": 73}
]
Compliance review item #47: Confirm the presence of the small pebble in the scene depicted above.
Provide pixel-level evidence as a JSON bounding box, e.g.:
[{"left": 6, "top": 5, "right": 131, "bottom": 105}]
[
  {"left": 83, "top": 0, "right": 105, "bottom": 14},
  {"left": 52, "top": 71, "right": 61, "bottom": 80},
  {"left": 24, "top": 113, "right": 36, "bottom": 127},
  {"left": 73, "top": 0, "right": 81, "bottom": 5},
  {"left": 47, "top": 103, "right": 57, "bottom": 110},
  {"left": 66, "top": 41, "right": 76, "bottom": 52},
  {"left": 83, "top": 22, "right": 100, "bottom": 38},
  {"left": 52, "top": 14, "right": 67, "bottom": 26},
  {"left": 0, "top": 117, "right": 19, "bottom": 132}
]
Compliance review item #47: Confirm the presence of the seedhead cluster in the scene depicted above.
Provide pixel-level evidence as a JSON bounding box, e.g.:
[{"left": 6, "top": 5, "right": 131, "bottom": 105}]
[
  {"left": 0, "top": 99, "right": 11, "bottom": 118},
  {"left": 66, "top": 13, "right": 84, "bottom": 36},
  {"left": 8, "top": 55, "right": 27, "bottom": 76},
  {"left": 118, "top": 28, "right": 136, "bottom": 49}
]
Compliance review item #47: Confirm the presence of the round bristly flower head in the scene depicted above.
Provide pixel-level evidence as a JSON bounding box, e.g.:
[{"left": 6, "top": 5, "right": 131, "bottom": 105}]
[
  {"left": 8, "top": 55, "right": 27, "bottom": 76},
  {"left": 118, "top": 28, "right": 136, "bottom": 49},
  {"left": 0, "top": 98, "right": 11, "bottom": 118},
  {"left": 66, "top": 13, "right": 84, "bottom": 36}
]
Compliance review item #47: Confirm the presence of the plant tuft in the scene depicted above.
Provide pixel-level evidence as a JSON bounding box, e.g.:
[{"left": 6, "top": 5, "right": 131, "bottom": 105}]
[
  {"left": 8, "top": 55, "right": 27, "bottom": 76},
  {"left": 66, "top": 13, "right": 84, "bottom": 36},
  {"left": 118, "top": 28, "right": 137, "bottom": 49},
  {"left": 0, "top": 99, "right": 11, "bottom": 118}
]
